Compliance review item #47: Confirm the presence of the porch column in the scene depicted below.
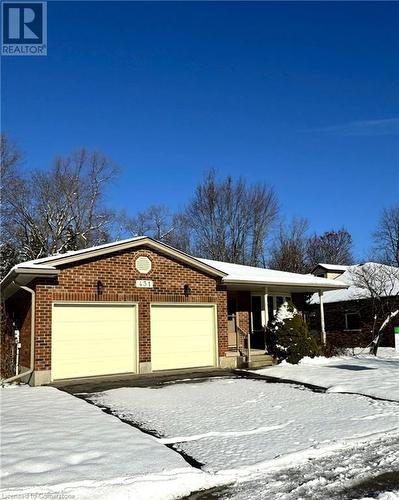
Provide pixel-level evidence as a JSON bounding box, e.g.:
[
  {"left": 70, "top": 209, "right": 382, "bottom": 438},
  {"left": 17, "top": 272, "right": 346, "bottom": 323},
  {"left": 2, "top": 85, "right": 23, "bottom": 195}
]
[
  {"left": 319, "top": 290, "right": 326, "bottom": 345},
  {"left": 264, "top": 288, "right": 269, "bottom": 327}
]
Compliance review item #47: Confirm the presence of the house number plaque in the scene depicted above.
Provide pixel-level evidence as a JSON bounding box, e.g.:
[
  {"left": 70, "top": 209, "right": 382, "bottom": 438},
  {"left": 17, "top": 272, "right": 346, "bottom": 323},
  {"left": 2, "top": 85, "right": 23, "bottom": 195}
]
[{"left": 136, "top": 279, "right": 153, "bottom": 288}]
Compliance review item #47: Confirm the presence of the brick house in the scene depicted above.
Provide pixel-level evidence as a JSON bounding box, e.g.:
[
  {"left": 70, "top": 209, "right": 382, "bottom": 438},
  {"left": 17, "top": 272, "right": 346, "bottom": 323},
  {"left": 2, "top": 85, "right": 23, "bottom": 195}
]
[
  {"left": 1, "top": 237, "right": 345, "bottom": 385},
  {"left": 309, "top": 263, "right": 399, "bottom": 348}
]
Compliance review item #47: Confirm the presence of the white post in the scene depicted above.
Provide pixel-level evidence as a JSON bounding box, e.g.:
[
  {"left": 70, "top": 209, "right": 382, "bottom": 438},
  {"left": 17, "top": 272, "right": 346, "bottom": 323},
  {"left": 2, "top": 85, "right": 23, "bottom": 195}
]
[
  {"left": 319, "top": 290, "right": 326, "bottom": 345},
  {"left": 264, "top": 288, "right": 269, "bottom": 327},
  {"left": 264, "top": 288, "right": 269, "bottom": 352}
]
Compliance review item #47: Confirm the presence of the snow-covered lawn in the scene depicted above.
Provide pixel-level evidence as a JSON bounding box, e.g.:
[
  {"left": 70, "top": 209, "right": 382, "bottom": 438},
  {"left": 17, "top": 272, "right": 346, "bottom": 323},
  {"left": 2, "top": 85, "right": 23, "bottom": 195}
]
[
  {"left": 88, "top": 377, "right": 399, "bottom": 475},
  {"left": 254, "top": 347, "right": 399, "bottom": 402},
  {"left": 207, "top": 431, "right": 399, "bottom": 500},
  {"left": 2, "top": 365, "right": 399, "bottom": 499},
  {"left": 0, "top": 385, "right": 224, "bottom": 499}
]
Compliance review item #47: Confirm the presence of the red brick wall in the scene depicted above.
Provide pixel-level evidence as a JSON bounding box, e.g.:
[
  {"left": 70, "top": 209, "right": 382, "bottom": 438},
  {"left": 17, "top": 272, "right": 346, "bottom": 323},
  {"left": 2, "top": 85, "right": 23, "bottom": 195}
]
[
  {"left": 30, "top": 246, "right": 228, "bottom": 371},
  {"left": 309, "top": 297, "right": 398, "bottom": 348},
  {"left": 228, "top": 291, "right": 251, "bottom": 334}
]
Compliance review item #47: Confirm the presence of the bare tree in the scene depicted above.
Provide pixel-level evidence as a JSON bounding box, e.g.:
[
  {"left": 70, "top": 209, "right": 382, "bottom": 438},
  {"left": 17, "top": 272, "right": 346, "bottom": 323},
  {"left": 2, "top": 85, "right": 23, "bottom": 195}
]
[
  {"left": 123, "top": 205, "right": 172, "bottom": 240},
  {"left": 164, "top": 212, "right": 193, "bottom": 254},
  {"left": 350, "top": 263, "right": 399, "bottom": 355},
  {"left": 186, "top": 170, "right": 278, "bottom": 265},
  {"left": 268, "top": 217, "right": 310, "bottom": 273},
  {"left": 0, "top": 134, "right": 22, "bottom": 181},
  {"left": 0, "top": 135, "right": 25, "bottom": 275},
  {"left": 373, "top": 205, "right": 399, "bottom": 266},
  {"left": 121, "top": 206, "right": 193, "bottom": 253},
  {"left": 1, "top": 147, "right": 119, "bottom": 277},
  {"left": 306, "top": 228, "right": 354, "bottom": 269}
]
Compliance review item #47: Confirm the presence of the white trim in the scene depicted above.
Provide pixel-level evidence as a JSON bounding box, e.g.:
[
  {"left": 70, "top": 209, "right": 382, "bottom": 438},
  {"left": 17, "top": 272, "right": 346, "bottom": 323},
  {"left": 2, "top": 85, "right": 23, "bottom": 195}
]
[
  {"left": 264, "top": 288, "right": 269, "bottom": 328},
  {"left": 51, "top": 301, "right": 139, "bottom": 381},
  {"left": 224, "top": 279, "right": 344, "bottom": 290},
  {"left": 20, "top": 238, "right": 226, "bottom": 278}
]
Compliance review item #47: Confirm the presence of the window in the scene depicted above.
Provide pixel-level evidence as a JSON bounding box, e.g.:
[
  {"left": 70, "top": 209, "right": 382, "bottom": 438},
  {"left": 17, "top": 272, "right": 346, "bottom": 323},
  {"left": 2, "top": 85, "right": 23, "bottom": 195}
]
[
  {"left": 267, "top": 295, "right": 291, "bottom": 323},
  {"left": 345, "top": 312, "right": 361, "bottom": 331}
]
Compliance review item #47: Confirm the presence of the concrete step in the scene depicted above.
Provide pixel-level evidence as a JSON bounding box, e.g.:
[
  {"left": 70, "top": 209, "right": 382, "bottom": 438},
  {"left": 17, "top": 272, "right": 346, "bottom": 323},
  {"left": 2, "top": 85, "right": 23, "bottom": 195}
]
[{"left": 247, "top": 354, "right": 274, "bottom": 369}]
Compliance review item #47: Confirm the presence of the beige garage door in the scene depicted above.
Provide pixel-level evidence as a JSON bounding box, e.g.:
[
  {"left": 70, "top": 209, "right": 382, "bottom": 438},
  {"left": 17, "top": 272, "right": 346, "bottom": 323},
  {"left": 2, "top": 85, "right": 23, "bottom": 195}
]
[
  {"left": 52, "top": 303, "right": 137, "bottom": 380},
  {"left": 151, "top": 304, "right": 217, "bottom": 371}
]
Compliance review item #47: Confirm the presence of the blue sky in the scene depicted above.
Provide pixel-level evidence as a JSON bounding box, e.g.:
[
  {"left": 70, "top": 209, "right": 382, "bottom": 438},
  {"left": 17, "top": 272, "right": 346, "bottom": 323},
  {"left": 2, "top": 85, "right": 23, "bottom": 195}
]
[{"left": 2, "top": 1, "right": 399, "bottom": 259}]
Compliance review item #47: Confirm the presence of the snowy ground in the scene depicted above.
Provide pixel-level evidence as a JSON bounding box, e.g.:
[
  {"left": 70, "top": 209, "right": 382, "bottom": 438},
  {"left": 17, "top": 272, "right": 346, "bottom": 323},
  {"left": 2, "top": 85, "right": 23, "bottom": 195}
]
[
  {"left": 88, "top": 377, "right": 399, "bottom": 498},
  {"left": 189, "top": 432, "right": 399, "bottom": 500},
  {"left": 253, "top": 347, "right": 399, "bottom": 402},
  {"left": 0, "top": 385, "right": 225, "bottom": 499},
  {"left": 2, "top": 361, "right": 399, "bottom": 500}
]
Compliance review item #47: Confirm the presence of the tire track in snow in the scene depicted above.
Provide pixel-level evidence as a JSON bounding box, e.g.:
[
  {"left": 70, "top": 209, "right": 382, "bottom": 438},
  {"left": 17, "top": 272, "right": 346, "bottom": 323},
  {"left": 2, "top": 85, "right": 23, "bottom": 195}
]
[{"left": 158, "top": 422, "right": 294, "bottom": 445}]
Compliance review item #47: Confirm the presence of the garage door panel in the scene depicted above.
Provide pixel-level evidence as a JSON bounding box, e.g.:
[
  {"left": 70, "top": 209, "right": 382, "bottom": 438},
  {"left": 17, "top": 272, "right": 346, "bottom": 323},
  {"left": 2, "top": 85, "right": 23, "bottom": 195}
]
[
  {"left": 156, "top": 336, "right": 213, "bottom": 351},
  {"left": 151, "top": 305, "right": 216, "bottom": 371},
  {"left": 156, "top": 307, "right": 214, "bottom": 322},
  {"left": 52, "top": 304, "right": 137, "bottom": 380}
]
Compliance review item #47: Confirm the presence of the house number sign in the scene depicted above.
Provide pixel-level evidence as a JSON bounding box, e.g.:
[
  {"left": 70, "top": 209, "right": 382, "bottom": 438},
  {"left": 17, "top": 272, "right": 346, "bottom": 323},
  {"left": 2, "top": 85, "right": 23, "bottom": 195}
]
[{"left": 136, "top": 279, "right": 153, "bottom": 288}]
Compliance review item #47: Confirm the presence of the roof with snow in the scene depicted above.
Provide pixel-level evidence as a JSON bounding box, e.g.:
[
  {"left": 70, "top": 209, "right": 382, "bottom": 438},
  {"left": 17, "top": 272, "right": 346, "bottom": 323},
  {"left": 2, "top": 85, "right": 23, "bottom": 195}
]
[
  {"left": 309, "top": 262, "right": 399, "bottom": 304},
  {"left": 312, "top": 263, "right": 349, "bottom": 272},
  {"left": 0, "top": 237, "right": 226, "bottom": 295},
  {"left": 11, "top": 236, "right": 148, "bottom": 267},
  {"left": 200, "top": 258, "right": 346, "bottom": 290},
  {"left": 2, "top": 237, "right": 348, "bottom": 295}
]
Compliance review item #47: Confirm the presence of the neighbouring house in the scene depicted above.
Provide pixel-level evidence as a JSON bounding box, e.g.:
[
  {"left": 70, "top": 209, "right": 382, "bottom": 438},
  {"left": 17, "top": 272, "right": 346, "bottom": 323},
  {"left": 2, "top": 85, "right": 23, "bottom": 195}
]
[
  {"left": 309, "top": 262, "right": 399, "bottom": 348},
  {"left": 311, "top": 263, "right": 349, "bottom": 280},
  {"left": 1, "top": 237, "right": 346, "bottom": 385}
]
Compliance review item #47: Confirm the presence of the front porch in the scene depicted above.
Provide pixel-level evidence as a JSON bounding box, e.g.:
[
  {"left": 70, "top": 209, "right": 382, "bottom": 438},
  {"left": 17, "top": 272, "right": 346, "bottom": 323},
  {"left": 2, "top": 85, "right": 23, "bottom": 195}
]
[{"left": 224, "top": 285, "right": 327, "bottom": 368}]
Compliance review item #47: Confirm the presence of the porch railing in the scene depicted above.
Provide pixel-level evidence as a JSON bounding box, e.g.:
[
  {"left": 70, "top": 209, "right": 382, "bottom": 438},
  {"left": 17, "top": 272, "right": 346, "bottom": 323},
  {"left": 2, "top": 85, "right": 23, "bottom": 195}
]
[
  {"left": 228, "top": 314, "right": 252, "bottom": 361},
  {"left": 236, "top": 325, "right": 249, "bottom": 360}
]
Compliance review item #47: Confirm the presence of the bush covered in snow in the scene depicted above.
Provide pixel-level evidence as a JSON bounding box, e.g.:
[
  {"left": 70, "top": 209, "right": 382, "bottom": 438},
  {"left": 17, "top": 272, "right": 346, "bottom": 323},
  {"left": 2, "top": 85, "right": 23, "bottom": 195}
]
[{"left": 267, "top": 301, "right": 320, "bottom": 364}]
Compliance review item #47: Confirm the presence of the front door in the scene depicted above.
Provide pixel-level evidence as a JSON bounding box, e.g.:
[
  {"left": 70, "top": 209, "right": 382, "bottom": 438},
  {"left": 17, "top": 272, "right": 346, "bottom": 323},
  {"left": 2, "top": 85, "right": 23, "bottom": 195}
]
[{"left": 251, "top": 295, "right": 265, "bottom": 349}]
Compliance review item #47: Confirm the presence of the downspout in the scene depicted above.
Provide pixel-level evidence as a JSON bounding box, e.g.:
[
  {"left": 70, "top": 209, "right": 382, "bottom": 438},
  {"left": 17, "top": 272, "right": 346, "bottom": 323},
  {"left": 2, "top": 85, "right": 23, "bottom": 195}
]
[{"left": 1, "top": 282, "right": 35, "bottom": 385}]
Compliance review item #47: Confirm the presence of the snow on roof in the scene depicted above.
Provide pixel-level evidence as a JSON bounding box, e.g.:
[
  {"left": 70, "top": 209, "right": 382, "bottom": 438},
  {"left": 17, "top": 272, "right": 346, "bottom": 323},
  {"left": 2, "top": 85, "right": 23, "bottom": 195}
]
[
  {"left": 313, "top": 263, "right": 349, "bottom": 272},
  {"left": 309, "top": 262, "right": 399, "bottom": 304},
  {"left": 199, "top": 258, "right": 346, "bottom": 289},
  {"left": 15, "top": 263, "right": 58, "bottom": 271},
  {"left": 1, "top": 237, "right": 148, "bottom": 286},
  {"left": 1, "top": 236, "right": 226, "bottom": 288},
  {"left": 15, "top": 236, "right": 147, "bottom": 267},
  {"left": 3, "top": 235, "right": 348, "bottom": 292}
]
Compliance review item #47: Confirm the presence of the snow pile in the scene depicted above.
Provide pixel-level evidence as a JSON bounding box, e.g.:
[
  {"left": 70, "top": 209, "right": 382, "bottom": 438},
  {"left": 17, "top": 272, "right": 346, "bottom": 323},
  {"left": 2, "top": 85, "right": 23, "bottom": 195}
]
[
  {"left": 255, "top": 348, "right": 399, "bottom": 402},
  {"left": 89, "top": 378, "right": 399, "bottom": 474},
  {"left": 0, "top": 385, "right": 222, "bottom": 499}
]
